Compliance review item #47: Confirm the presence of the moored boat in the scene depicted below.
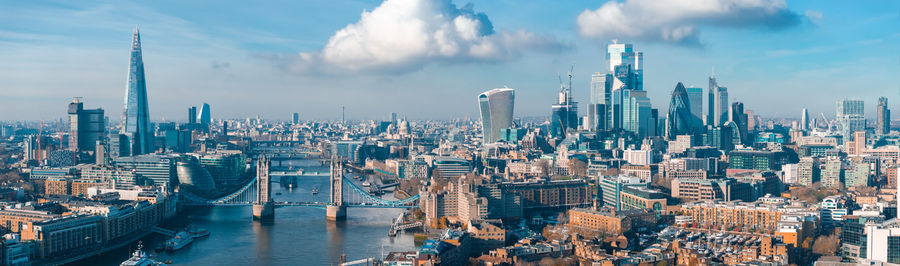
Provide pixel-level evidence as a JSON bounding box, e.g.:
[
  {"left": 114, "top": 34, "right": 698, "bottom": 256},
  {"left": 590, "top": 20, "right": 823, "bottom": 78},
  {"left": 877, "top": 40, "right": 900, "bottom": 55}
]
[{"left": 165, "top": 231, "right": 194, "bottom": 251}]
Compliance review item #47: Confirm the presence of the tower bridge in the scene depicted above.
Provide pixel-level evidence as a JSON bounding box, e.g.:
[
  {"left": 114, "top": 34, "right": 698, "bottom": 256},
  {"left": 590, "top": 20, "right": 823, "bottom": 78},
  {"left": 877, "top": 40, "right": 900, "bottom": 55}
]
[{"left": 181, "top": 157, "right": 419, "bottom": 220}]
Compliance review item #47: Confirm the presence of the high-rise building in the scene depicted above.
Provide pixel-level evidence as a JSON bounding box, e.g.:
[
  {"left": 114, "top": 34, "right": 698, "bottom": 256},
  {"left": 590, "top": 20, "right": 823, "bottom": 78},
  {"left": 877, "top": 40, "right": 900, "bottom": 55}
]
[
  {"left": 121, "top": 27, "right": 154, "bottom": 155},
  {"left": 685, "top": 87, "right": 703, "bottom": 122},
  {"left": 198, "top": 102, "right": 211, "bottom": 130},
  {"left": 68, "top": 98, "right": 105, "bottom": 153},
  {"left": 621, "top": 90, "right": 652, "bottom": 138},
  {"left": 800, "top": 108, "right": 810, "bottom": 131},
  {"left": 550, "top": 72, "right": 578, "bottom": 139},
  {"left": 292, "top": 112, "right": 300, "bottom": 125},
  {"left": 708, "top": 72, "right": 729, "bottom": 126},
  {"left": 666, "top": 83, "right": 700, "bottom": 140},
  {"left": 478, "top": 88, "right": 515, "bottom": 144},
  {"left": 877, "top": 97, "right": 890, "bottom": 135},
  {"left": 728, "top": 102, "right": 748, "bottom": 145},
  {"left": 607, "top": 42, "right": 643, "bottom": 91},
  {"left": 589, "top": 72, "right": 611, "bottom": 131},
  {"left": 188, "top": 106, "right": 197, "bottom": 124},
  {"left": 715, "top": 87, "right": 729, "bottom": 126},
  {"left": 837, "top": 99, "right": 865, "bottom": 143}
]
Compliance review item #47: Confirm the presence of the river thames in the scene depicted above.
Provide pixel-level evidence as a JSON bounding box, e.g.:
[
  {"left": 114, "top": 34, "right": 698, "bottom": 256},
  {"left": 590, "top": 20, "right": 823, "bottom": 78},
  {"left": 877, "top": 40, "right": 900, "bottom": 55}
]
[{"left": 77, "top": 160, "right": 416, "bottom": 265}]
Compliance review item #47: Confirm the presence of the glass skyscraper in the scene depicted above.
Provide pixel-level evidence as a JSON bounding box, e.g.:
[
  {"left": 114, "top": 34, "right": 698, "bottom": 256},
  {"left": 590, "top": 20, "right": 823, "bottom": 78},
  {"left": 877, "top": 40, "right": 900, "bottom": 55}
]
[
  {"left": 878, "top": 97, "right": 890, "bottom": 135},
  {"left": 121, "top": 27, "right": 153, "bottom": 155},
  {"left": 837, "top": 99, "right": 865, "bottom": 142},
  {"left": 199, "top": 102, "right": 212, "bottom": 131},
  {"left": 685, "top": 87, "right": 703, "bottom": 122},
  {"left": 68, "top": 98, "right": 105, "bottom": 153},
  {"left": 707, "top": 72, "right": 728, "bottom": 126},
  {"left": 666, "top": 83, "right": 700, "bottom": 140},
  {"left": 478, "top": 88, "right": 515, "bottom": 144}
]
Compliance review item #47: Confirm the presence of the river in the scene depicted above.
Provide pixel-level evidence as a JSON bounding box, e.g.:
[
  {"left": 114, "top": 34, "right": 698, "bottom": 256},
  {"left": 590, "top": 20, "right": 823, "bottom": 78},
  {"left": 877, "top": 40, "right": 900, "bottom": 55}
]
[{"left": 74, "top": 159, "right": 416, "bottom": 265}]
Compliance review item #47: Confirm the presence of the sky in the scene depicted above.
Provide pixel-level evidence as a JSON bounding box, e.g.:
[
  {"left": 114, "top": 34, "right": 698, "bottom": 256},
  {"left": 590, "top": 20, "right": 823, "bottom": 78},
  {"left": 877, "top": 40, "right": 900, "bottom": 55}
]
[{"left": 0, "top": 0, "right": 898, "bottom": 122}]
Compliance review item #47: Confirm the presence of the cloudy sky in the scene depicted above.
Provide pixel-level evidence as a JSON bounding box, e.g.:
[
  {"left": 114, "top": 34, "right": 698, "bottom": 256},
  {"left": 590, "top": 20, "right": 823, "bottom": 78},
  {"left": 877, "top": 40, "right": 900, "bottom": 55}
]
[{"left": 1, "top": 0, "right": 897, "bottom": 122}]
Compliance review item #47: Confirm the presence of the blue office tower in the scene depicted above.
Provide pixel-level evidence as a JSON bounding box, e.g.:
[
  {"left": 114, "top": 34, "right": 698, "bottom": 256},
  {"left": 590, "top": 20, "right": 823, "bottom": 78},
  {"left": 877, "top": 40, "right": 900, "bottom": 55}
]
[{"left": 121, "top": 27, "right": 154, "bottom": 155}]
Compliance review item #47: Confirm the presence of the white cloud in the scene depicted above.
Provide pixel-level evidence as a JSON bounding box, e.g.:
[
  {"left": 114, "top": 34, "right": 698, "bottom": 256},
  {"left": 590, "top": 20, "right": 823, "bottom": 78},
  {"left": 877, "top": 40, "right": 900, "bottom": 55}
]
[
  {"left": 805, "top": 10, "right": 824, "bottom": 24},
  {"left": 577, "top": 0, "right": 801, "bottom": 46},
  {"left": 284, "top": 0, "right": 566, "bottom": 74}
]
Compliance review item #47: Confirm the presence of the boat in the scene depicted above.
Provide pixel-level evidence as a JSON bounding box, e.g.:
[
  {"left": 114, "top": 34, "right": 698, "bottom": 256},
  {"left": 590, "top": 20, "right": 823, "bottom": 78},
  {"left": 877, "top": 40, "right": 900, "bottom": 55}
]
[
  {"left": 362, "top": 182, "right": 371, "bottom": 187},
  {"left": 121, "top": 242, "right": 165, "bottom": 266},
  {"left": 165, "top": 231, "right": 194, "bottom": 251},
  {"left": 311, "top": 188, "right": 319, "bottom": 195},
  {"left": 275, "top": 192, "right": 282, "bottom": 195},
  {"left": 188, "top": 227, "right": 210, "bottom": 238}
]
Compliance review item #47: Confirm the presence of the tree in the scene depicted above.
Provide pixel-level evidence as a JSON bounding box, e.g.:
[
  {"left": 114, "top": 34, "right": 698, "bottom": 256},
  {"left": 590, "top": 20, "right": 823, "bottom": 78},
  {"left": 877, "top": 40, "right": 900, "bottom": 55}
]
[
  {"left": 438, "top": 217, "right": 449, "bottom": 229},
  {"left": 567, "top": 158, "right": 588, "bottom": 178},
  {"left": 811, "top": 234, "right": 840, "bottom": 255},
  {"left": 537, "top": 160, "right": 551, "bottom": 177}
]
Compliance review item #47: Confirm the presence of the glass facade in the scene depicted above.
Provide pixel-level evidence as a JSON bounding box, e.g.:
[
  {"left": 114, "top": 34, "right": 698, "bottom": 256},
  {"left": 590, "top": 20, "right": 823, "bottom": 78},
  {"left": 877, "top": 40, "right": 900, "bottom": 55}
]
[
  {"left": 121, "top": 28, "right": 154, "bottom": 155},
  {"left": 478, "top": 88, "right": 514, "bottom": 144}
]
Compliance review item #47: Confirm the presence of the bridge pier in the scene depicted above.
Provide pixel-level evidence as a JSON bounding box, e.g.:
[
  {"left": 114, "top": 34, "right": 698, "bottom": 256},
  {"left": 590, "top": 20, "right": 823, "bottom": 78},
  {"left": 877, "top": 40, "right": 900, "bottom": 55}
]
[
  {"left": 253, "top": 201, "right": 275, "bottom": 220},
  {"left": 326, "top": 205, "right": 346, "bottom": 221}
]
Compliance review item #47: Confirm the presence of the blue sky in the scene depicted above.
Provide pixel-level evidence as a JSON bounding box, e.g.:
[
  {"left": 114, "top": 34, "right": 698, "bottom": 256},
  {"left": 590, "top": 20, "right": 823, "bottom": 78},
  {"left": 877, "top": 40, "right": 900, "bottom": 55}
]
[{"left": 0, "top": 0, "right": 897, "bottom": 122}]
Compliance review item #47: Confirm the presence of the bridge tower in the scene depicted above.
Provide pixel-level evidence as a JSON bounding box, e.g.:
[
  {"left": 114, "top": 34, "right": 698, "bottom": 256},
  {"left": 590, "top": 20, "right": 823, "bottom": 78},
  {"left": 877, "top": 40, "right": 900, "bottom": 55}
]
[
  {"left": 326, "top": 156, "right": 346, "bottom": 220},
  {"left": 252, "top": 157, "right": 275, "bottom": 220}
]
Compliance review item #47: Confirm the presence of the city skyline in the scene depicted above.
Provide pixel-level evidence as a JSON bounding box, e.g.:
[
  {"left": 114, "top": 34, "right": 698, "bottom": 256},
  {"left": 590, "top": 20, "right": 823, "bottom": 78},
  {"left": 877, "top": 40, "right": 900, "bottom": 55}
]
[{"left": 0, "top": 0, "right": 897, "bottom": 122}]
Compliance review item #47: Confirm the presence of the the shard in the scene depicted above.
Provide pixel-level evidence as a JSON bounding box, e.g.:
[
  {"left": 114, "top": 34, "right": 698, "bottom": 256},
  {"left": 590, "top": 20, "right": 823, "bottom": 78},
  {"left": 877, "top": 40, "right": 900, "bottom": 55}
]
[{"left": 121, "top": 27, "right": 153, "bottom": 155}]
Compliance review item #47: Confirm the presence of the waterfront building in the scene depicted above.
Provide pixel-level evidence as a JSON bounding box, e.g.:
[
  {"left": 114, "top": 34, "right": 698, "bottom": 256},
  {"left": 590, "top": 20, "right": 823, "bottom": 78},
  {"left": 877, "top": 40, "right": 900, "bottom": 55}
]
[
  {"left": 113, "top": 154, "right": 177, "bottom": 189},
  {"left": 877, "top": 97, "right": 890, "bottom": 135},
  {"left": 80, "top": 165, "right": 141, "bottom": 189},
  {"left": 67, "top": 98, "right": 105, "bottom": 153},
  {"left": 478, "top": 88, "right": 515, "bottom": 144},
  {"left": 21, "top": 215, "right": 103, "bottom": 259},
  {"left": 120, "top": 27, "right": 154, "bottom": 155},
  {"left": 332, "top": 140, "right": 363, "bottom": 162},
  {"left": 175, "top": 157, "right": 217, "bottom": 194},
  {"left": 0, "top": 207, "right": 60, "bottom": 233},
  {"left": 192, "top": 151, "right": 246, "bottom": 188}
]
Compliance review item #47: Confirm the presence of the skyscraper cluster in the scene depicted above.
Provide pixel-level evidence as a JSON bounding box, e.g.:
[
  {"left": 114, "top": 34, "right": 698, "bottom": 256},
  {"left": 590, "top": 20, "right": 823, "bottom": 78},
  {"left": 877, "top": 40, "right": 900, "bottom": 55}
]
[{"left": 586, "top": 42, "right": 655, "bottom": 139}]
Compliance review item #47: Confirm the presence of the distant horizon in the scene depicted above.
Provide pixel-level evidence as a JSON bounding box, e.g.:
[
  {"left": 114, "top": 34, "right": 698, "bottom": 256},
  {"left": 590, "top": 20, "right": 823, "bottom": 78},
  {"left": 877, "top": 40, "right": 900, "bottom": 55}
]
[{"left": 1, "top": 0, "right": 897, "bottom": 121}]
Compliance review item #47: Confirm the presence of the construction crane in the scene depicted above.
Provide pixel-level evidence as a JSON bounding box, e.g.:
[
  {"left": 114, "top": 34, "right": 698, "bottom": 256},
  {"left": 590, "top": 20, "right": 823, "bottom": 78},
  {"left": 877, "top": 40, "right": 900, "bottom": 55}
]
[{"left": 819, "top": 112, "right": 830, "bottom": 129}]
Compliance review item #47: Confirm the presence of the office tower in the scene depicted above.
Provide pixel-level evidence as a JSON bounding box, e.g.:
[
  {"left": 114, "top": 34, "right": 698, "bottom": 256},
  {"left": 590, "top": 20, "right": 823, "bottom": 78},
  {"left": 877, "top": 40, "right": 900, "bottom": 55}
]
[
  {"left": 800, "top": 108, "right": 809, "bottom": 131},
  {"left": 728, "top": 102, "right": 748, "bottom": 145},
  {"left": 666, "top": 83, "right": 700, "bottom": 140},
  {"left": 714, "top": 86, "right": 729, "bottom": 126},
  {"left": 68, "top": 98, "right": 105, "bottom": 152},
  {"left": 550, "top": 70, "right": 578, "bottom": 139},
  {"left": 621, "top": 90, "right": 652, "bottom": 138},
  {"left": 121, "top": 27, "right": 154, "bottom": 155},
  {"left": 292, "top": 112, "right": 300, "bottom": 125},
  {"left": 836, "top": 99, "right": 866, "bottom": 142},
  {"left": 391, "top": 112, "right": 398, "bottom": 128},
  {"left": 607, "top": 42, "right": 643, "bottom": 91},
  {"left": 685, "top": 87, "right": 703, "bottom": 123},
  {"left": 745, "top": 110, "right": 756, "bottom": 131},
  {"left": 198, "top": 102, "right": 211, "bottom": 130},
  {"left": 707, "top": 73, "right": 716, "bottom": 126},
  {"left": 589, "top": 72, "right": 611, "bottom": 131},
  {"left": 877, "top": 97, "right": 890, "bottom": 135},
  {"left": 479, "top": 88, "right": 515, "bottom": 144},
  {"left": 188, "top": 106, "right": 197, "bottom": 124},
  {"left": 341, "top": 105, "right": 345, "bottom": 123}
]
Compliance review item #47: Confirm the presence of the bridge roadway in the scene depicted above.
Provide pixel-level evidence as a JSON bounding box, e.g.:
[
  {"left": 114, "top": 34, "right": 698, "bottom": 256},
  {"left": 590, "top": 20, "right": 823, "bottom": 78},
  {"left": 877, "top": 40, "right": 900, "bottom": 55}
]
[{"left": 204, "top": 201, "right": 416, "bottom": 209}]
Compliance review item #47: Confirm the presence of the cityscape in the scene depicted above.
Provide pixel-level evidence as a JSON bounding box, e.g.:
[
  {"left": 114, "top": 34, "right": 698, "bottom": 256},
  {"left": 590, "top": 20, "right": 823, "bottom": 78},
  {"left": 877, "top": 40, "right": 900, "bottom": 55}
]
[{"left": 0, "top": 0, "right": 898, "bottom": 266}]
